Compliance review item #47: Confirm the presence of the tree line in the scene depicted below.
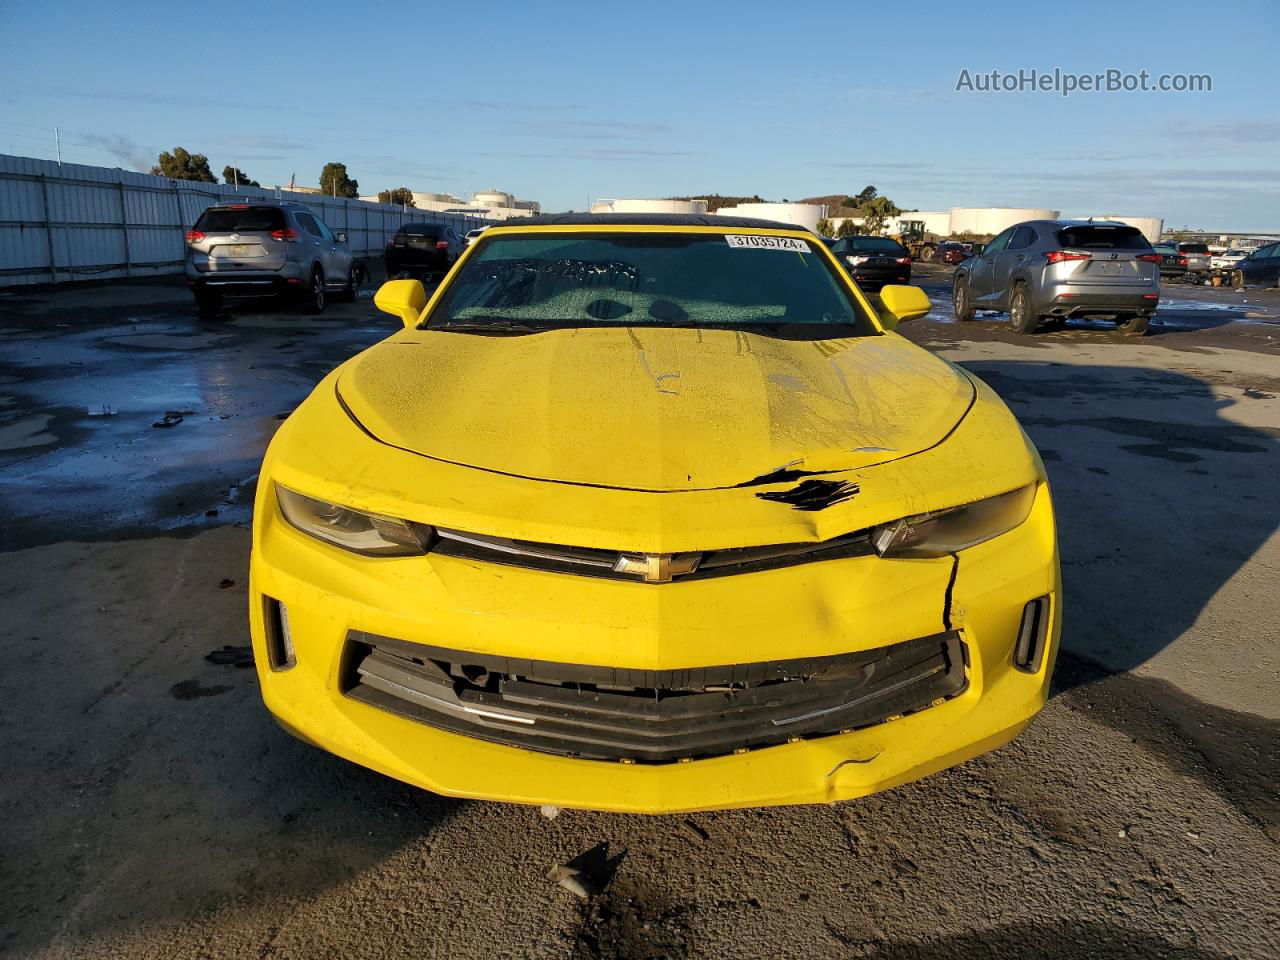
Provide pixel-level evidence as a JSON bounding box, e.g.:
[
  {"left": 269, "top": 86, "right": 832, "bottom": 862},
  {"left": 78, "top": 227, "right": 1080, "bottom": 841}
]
[{"left": 149, "top": 146, "right": 414, "bottom": 205}]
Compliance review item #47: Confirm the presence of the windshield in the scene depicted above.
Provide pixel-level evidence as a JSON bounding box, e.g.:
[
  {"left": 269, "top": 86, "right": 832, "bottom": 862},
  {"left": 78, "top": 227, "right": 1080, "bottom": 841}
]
[{"left": 426, "top": 232, "right": 878, "bottom": 336}]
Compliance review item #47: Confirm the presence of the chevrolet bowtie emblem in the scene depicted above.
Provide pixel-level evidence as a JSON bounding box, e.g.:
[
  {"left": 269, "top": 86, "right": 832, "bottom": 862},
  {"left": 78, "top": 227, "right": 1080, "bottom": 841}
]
[{"left": 613, "top": 553, "right": 701, "bottom": 583}]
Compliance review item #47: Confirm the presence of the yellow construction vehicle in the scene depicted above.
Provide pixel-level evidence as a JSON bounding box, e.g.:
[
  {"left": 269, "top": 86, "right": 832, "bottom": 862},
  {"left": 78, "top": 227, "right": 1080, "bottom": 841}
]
[{"left": 891, "top": 219, "right": 941, "bottom": 262}]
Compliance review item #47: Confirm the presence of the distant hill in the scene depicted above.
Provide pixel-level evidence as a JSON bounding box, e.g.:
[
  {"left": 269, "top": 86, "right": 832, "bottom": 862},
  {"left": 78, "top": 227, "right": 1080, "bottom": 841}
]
[
  {"left": 800, "top": 195, "right": 863, "bottom": 218},
  {"left": 668, "top": 194, "right": 764, "bottom": 212}
]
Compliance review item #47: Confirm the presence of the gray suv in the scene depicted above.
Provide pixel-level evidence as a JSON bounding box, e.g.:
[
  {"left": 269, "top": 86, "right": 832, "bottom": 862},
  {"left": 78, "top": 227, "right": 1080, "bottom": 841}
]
[
  {"left": 953, "top": 220, "right": 1161, "bottom": 335},
  {"left": 184, "top": 201, "right": 358, "bottom": 317}
]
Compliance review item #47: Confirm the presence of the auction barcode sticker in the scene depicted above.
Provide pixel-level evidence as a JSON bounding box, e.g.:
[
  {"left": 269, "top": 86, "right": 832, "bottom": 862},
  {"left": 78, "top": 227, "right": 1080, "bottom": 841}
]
[{"left": 725, "top": 235, "right": 810, "bottom": 252}]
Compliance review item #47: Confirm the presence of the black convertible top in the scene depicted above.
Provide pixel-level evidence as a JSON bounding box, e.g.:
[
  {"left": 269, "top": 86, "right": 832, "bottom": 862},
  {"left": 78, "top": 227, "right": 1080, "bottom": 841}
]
[{"left": 487, "top": 212, "right": 804, "bottom": 230}]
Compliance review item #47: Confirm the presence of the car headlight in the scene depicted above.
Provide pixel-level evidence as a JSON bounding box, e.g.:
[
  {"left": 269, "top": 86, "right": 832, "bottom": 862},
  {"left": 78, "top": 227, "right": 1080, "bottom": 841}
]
[
  {"left": 872, "top": 484, "right": 1037, "bottom": 557},
  {"left": 276, "top": 485, "right": 430, "bottom": 556}
]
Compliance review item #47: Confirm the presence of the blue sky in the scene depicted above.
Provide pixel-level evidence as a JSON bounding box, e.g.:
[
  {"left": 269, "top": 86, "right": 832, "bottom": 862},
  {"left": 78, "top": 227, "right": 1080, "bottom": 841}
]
[{"left": 2, "top": 0, "right": 1276, "bottom": 229}]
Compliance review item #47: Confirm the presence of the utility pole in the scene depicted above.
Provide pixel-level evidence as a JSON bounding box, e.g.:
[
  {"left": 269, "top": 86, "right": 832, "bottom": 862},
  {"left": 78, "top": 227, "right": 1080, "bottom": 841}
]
[
  {"left": 54, "top": 127, "right": 62, "bottom": 166},
  {"left": 232, "top": 163, "right": 239, "bottom": 189}
]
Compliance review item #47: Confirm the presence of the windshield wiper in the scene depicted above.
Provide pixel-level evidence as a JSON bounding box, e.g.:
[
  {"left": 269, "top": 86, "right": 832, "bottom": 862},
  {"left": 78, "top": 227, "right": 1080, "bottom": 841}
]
[{"left": 429, "top": 319, "right": 549, "bottom": 335}]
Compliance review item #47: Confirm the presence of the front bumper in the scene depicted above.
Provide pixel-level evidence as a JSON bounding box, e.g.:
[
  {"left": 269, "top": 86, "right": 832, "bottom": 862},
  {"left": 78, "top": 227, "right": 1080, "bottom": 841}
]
[{"left": 249, "top": 480, "right": 1060, "bottom": 813}]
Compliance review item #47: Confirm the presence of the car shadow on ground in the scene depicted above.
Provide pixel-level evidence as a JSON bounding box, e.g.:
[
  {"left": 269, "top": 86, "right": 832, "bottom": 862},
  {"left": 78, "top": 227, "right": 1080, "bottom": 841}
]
[
  {"left": 0, "top": 531, "right": 464, "bottom": 957},
  {"left": 853, "top": 919, "right": 1227, "bottom": 959},
  {"left": 955, "top": 360, "right": 1279, "bottom": 679},
  {"left": 957, "top": 359, "right": 1280, "bottom": 831}
]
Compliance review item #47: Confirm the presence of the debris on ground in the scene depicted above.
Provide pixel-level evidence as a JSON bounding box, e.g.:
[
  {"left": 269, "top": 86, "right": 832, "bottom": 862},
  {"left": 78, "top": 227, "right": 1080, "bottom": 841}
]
[
  {"left": 547, "top": 843, "right": 626, "bottom": 899},
  {"left": 151, "top": 409, "right": 194, "bottom": 429},
  {"left": 540, "top": 805, "right": 560, "bottom": 820},
  {"left": 87, "top": 405, "right": 116, "bottom": 417},
  {"left": 204, "top": 645, "right": 254, "bottom": 668},
  {"left": 218, "top": 578, "right": 235, "bottom": 589},
  {"left": 682, "top": 818, "right": 710, "bottom": 842}
]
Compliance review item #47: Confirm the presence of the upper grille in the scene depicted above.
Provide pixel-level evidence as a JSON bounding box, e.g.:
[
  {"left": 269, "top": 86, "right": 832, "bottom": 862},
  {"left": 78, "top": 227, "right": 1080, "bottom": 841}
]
[
  {"left": 342, "top": 630, "right": 968, "bottom": 764},
  {"left": 429, "top": 525, "right": 875, "bottom": 583}
]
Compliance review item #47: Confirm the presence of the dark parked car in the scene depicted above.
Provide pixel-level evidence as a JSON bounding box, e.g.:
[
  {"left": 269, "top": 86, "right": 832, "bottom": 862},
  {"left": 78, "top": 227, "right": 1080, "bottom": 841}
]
[
  {"left": 385, "top": 223, "right": 463, "bottom": 279},
  {"left": 931, "top": 241, "right": 972, "bottom": 265},
  {"left": 1151, "top": 243, "right": 1189, "bottom": 279},
  {"left": 827, "top": 235, "right": 912, "bottom": 289},
  {"left": 1230, "top": 241, "right": 1280, "bottom": 288}
]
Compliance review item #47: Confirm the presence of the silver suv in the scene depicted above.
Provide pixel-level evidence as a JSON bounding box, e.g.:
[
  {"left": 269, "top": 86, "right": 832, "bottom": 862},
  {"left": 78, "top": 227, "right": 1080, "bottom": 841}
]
[
  {"left": 953, "top": 220, "right": 1160, "bottom": 335},
  {"left": 184, "top": 201, "right": 358, "bottom": 317}
]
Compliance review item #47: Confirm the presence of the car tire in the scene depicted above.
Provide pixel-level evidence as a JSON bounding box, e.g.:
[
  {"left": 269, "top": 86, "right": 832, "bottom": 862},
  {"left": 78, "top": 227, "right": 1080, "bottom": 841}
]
[
  {"left": 338, "top": 264, "right": 360, "bottom": 303},
  {"left": 1115, "top": 314, "right": 1149, "bottom": 336},
  {"left": 194, "top": 291, "right": 222, "bottom": 319},
  {"left": 953, "top": 276, "right": 976, "bottom": 321},
  {"left": 302, "top": 267, "right": 326, "bottom": 315},
  {"left": 1009, "top": 284, "right": 1040, "bottom": 334}
]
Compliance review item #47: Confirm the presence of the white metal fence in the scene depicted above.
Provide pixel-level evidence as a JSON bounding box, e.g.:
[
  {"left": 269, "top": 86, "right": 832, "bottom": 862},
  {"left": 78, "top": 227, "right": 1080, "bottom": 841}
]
[{"left": 0, "top": 154, "right": 492, "bottom": 287}]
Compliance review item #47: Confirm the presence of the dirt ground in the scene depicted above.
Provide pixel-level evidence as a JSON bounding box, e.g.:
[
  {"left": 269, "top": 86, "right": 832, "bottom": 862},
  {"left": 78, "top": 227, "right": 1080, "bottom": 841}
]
[{"left": 1, "top": 265, "right": 1277, "bottom": 959}]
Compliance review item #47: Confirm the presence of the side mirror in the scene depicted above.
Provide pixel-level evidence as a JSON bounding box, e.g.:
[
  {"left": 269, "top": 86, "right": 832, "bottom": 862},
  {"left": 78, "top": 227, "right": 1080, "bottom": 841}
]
[
  {"left": 334, "top": 231, "right": 348, "bottom": 244},
  {"left": 876, "top": 284, "right": 932, "bottom": 330},
  {"left": 374, "top": 278, "right": 428, "bottom": 328},
  {"left": 971, "top": 243, "right": 986, "bottom": 255}
]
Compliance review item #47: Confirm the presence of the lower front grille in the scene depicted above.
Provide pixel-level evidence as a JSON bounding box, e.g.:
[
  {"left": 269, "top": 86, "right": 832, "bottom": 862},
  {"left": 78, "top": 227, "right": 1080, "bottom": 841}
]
[{"left": 341, "top": 630, "right": 968, "bottom": 764}]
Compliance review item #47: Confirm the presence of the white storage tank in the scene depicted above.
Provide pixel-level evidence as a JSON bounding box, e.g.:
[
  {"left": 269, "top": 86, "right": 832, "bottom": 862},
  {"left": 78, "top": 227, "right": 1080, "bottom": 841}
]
[
  {"left": 948, "top": 207, "right": 1060, "bottom": 236},
  {"left": 590, "top": 198, "right": 708, "bottom": 215},
  {"left": 716, "top": 202, "right": 826, "bottom": 231},
  {"left": 473, "top": 189, "right": 516, "bottom": 208},
  {"left": 1081, "top": 215, "right": 1164, "bottom": 244}
]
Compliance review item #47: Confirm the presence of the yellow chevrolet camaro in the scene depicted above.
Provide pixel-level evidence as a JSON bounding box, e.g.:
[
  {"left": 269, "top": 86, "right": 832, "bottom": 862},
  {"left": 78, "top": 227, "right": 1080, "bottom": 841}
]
[{"left": 249, "top": 213, "right": 1060, "bottom": 813}]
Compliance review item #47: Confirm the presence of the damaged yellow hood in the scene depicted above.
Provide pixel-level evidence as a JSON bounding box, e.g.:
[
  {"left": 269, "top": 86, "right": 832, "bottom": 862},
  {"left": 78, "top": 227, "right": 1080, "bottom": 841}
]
[{"left": 336, "top": 327, "right": 974, "bottom": 491}]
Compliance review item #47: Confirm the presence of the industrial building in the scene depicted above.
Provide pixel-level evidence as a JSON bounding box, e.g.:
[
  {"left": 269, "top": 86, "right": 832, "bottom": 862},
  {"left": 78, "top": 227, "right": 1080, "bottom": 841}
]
[
  {"left": 830, "top": 208, "right": 1164, "bottom": 243},
  {"left": 1075, "top": 215, "right": 1164, "bottom": 243},
  {"left": 360, "top": 188, "right": 540, "bottom": 220},
  {"left": 829, "top": 208, "right": 1060, "bottom": 239},
  {"left": 590, "top": 198, "right": 827, "bottom": 231},
  {"left": 590, "top": 198, "right": 709, "bottom": 216},
  {"left": 715, "top": 202, "right": 826, "bottom": 232}
]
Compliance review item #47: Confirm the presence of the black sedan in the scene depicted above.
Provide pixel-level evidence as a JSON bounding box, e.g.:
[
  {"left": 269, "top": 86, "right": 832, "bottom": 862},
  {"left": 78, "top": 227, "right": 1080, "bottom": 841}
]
[
  {"left": 1152, "top": 243, "right": 1189, "bottom": 279},
  {"left": 385, "top": 223, "right": 463, "bottom": 279},
  {"left": 1231, "top": 242, "right": 1280, "bottom": 288},
  {"left": 827, "top": 236, "right": 912, "bottom": 289}
]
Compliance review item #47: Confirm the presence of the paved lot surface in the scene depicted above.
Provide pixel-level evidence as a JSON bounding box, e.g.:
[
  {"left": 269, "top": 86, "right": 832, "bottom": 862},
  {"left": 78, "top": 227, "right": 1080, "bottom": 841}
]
[{"left": 2, "top": 265, "right": 1278, "bottom": 959}]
